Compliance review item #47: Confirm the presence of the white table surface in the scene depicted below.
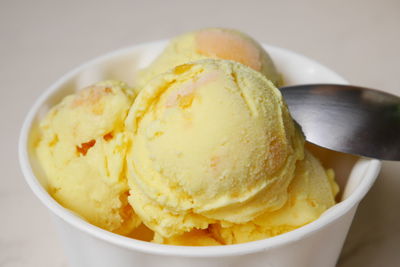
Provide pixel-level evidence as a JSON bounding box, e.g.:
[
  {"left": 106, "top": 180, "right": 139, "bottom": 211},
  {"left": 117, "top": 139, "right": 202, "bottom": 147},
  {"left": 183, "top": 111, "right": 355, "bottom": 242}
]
[{"left": 1, "top": 0, "right": 399, "bottom": 266}]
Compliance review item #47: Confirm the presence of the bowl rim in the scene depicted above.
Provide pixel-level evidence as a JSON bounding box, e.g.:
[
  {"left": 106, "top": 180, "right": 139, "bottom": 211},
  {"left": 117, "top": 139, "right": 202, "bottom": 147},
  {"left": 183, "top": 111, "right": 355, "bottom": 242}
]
[{"left": 18, "top": 40, "right": 382, "bottom": 257}]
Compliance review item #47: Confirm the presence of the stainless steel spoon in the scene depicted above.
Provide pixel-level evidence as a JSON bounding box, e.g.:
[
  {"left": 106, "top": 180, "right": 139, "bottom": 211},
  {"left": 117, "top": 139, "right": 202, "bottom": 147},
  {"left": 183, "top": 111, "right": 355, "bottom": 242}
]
[{"left": 280, "top": 84, "right": 400, "bottom": 161}]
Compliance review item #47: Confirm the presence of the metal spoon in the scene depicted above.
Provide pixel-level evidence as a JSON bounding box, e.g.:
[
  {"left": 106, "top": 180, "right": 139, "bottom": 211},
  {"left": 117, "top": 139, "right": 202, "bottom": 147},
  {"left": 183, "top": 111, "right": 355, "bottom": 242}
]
[{"left": 280, "top": 84, "right": 400, "bottom": 161}]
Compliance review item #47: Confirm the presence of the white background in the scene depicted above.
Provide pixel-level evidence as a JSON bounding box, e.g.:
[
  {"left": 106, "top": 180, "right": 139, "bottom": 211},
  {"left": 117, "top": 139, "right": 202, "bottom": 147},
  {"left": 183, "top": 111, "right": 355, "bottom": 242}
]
[{"left": 1, "top": 0, "right": 399, "bottom": 266}]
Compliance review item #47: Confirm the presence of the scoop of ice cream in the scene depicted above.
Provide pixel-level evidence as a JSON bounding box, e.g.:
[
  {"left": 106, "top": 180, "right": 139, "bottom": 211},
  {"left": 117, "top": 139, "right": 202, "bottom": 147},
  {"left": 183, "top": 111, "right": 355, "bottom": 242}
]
[
  {"left": 125, "top": 59, "right": 304, "bottom": 238},
  {"left": 137, "top": 28, "right": 282, "bottom": 90},
  {"left": 210, "top": 150, "right": 339, "bottom": 244},
  {"left": 153, "top": 230, "right": 221, "bottom": 246},
  {"left": 35, "top": 80, "right": 140, "bottom": 234}
]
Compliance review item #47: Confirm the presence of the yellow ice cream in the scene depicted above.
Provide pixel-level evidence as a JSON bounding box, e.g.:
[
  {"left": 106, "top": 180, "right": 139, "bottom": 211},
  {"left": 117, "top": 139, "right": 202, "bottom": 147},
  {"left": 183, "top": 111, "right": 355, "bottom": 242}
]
[
  {"left": 35, "top": 80, "right": 141, "bottom": 235},
  {"left": 210, "top": 150, "right": 339, "bottom": 244},
  {"left": 33, "top": 28, "right": 339, "bottom": 246},
  {"left": 125, "top": 59, "right": 304, "bottom": 238},
  {"left": 137, "top": 28, "right": 282, "bottom": 90},
  {"left": 153, "top": 230, "right": 221, "bottom": 246}
]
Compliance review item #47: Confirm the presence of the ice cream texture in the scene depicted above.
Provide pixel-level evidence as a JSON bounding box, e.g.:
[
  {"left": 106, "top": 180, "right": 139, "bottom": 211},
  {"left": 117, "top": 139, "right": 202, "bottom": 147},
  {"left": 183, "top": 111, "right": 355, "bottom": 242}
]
[
  {"left": 155, "top": 150, "right": 338, "bottom": 246},
  {"left": 210, "top": 150, "right": 338, "bottom": 244},
  {"left": 153, "top": 230, "right": 221, "bottom": 246},
  {"left": 35, "top": 80, "right": 141, "bottom": 235},
  {"left": 137, "top": 28, "right": 282, "bottom": 90},
  {"left": 125, "top": 59, "right": 305, "bottom": 238}
]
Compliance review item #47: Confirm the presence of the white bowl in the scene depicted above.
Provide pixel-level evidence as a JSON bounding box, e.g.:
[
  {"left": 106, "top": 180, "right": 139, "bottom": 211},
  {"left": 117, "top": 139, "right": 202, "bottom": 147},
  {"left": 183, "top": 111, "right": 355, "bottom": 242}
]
[{"left": 19, "top": 40, "right": 381, "bottom": 267}]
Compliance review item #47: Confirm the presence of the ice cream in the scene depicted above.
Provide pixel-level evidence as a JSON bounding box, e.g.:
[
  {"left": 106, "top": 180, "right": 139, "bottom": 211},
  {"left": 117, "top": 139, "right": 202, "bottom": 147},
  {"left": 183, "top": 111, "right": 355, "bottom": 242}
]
[
  {"left": 150, "top": 150, "right": 338, "bottom": 246},
  {"left": 210, "top": 150, "right": 338, "bottom": 244},
  {"left": 125, "top": 59, "right": 305, "bottom": 239},
  {"left": 137, "top": 28, "right": 282, "bottom": 90},
  {"left": 35, "top": 80, "right": 141, "bottom": 235},
  {"left": 153, "top": 230, "right": 221, "bottom": 246},
  {"left": 34, "top": 29, "right": 339, "bottom": 246}
]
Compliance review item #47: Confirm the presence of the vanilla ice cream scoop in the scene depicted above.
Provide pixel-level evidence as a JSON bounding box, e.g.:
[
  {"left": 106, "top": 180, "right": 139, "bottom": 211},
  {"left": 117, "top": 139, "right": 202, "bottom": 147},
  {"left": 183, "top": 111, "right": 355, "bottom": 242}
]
[
  {"left": 35, "top": 80, "right": 141, "bottom": 235},
  {"left": 125, "top": 59, "right": 304, "bottom": 237},
  {"left": 137, "top": 28, "right": 282, "bottom": 90}
]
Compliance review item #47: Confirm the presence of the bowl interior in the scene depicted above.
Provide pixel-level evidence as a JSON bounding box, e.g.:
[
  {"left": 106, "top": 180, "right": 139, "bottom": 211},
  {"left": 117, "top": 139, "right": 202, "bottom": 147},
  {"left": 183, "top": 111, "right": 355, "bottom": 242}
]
[{"left": 21, "top": 41, "right": 380, "bottom": 256}]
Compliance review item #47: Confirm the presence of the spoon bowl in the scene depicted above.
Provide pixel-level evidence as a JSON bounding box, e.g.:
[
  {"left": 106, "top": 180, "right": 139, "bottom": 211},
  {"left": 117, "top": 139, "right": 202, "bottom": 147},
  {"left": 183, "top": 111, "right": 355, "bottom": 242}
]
[{"left": 280, "top": 84, "right": 400, "bottom": 161}]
